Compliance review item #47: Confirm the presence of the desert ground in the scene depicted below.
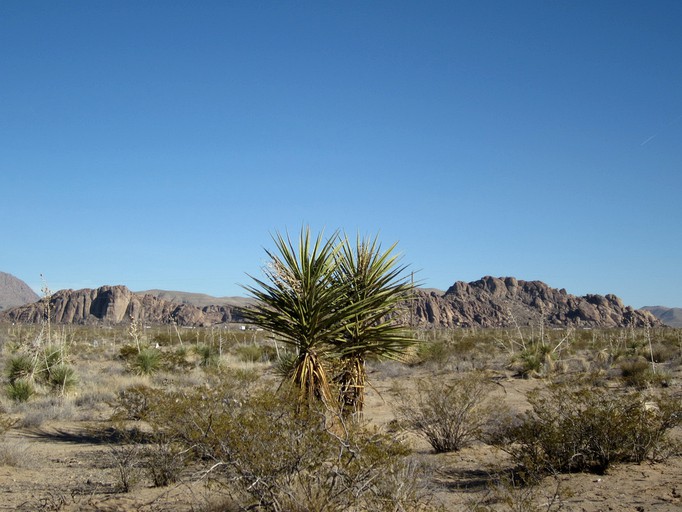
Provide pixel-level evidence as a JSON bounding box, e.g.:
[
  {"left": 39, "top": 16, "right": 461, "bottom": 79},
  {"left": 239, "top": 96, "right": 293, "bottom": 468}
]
[{"left": 0, "top": 324, "right": 680, "bottom": 511}]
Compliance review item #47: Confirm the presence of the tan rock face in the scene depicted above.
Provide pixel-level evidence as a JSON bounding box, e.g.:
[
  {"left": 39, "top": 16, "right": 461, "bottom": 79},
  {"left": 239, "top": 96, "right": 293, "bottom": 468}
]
[
  {"left": 3, "top": 285, "right": 244, "bottom": 327},
  {"left": 2, "top": 277, "right": 659, "bottom": 329}
]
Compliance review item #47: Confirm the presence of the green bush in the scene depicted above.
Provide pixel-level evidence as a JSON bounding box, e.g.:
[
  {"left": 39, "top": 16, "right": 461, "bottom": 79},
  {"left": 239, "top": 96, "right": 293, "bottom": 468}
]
[
  {"left": 119, "top": 344, "right": 140, "bottom": 360},
  {"left": 112, "top": 384, "right": 161, "bottom": 421},
  {"left": 413, "top": 340, "right": 451, "bottom": 366},
  {"left": 234, "top": 343, "right": 278, "bottom": 363},
  {"left": 490, "top": 382, "right": 682, "bottom": 479},
  {"left": 116, "top": 383, "right": 434, "bottom": 511},
  {"left": 619, "top": 357, "right": 655, "bottom": 388}
]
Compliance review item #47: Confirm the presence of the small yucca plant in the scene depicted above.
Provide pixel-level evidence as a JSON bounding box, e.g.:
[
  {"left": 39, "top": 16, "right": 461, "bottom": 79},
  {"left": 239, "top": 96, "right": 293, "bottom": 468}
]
[
  {"left": 48, "top": 364, "right": 78, "bottom": 395},
  {"left": 6, "top": 354, "right": 35, "bottom": 384},
  {"left": 8, "top": 379, "right": 34, "bottom": 402},
  {"left": 132, "top": 349, "right": 161, "bottom": 376},
  {"left": 194, "top": 344, "right": 219, "bottom": 367}
]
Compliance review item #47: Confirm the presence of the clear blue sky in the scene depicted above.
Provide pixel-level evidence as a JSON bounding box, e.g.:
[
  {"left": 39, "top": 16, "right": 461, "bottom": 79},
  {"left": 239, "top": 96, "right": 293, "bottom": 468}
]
[{"left": 1, "top": 1, "right": 680, "bottom": 308}]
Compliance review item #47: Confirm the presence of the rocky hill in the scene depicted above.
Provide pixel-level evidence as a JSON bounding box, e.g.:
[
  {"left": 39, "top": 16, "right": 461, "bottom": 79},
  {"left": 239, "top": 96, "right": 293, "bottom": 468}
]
[
  {"left": 641, "top": 306, "right": 682, "bottom": 328},
  {"left": 0, "top": 276, "right": 660, "bottom": 329},
  {"left": 0, "top": 272, "right": 40, "bottom": 312},
  {"left": 406, "top": 276, "right": 659, "bottom": 328},
  {"left": 2, "top": 285, "right": 244, "bottom": 327}
]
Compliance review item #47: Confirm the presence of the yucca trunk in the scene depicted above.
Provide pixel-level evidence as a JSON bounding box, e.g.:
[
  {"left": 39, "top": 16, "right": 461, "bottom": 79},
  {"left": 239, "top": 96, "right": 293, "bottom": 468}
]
[
  {"left": 290, "top": 350, "right": 333, "bottom": 406},
  {"left": 336, "top": 355, "right": 366, "bottom": 418}
]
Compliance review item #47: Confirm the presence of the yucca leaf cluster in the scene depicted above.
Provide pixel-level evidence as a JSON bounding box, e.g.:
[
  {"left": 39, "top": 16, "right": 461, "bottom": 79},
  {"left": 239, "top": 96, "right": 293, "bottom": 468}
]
[{"left": 240, "top": 227, "right": 416, "bottom": 415}]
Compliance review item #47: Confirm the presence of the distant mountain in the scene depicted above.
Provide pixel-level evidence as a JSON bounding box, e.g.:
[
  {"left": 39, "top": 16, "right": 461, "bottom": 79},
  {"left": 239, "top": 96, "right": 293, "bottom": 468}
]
[
  {"left": 0, "top": 272, "right": 40, "bottom": 312},
  {"left": 641, "top": 306, "right": 682, "bottom": 328},
  {"left": 1, "top": 276, "right": 660, "bottom": 329},
  {"left": 136, "top": 289, "right": 254, "bottom": 308}
]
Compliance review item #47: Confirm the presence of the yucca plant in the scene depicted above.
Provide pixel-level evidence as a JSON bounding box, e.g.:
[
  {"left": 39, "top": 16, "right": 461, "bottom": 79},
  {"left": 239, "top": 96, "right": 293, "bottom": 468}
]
[
  {"left": 333, "top": 234, "right": 417, "bottom": 417},
  {"left": 132, "top": 348, "right": 161, "bottom": 376},
  {"left": 241, "top": 227, "right": 416, "bottom": 415},
  {"left": 240, "top": 228, "right": 354, "bottom": 405},
  {"left": 48, "top": 364, "right": 78, "bottom": 395},
  {"left": 7, "top": 379, "right": 34, "bottom": 402},
  {"left": 6, "top": 354, "right": 35, "bottom": 384}
]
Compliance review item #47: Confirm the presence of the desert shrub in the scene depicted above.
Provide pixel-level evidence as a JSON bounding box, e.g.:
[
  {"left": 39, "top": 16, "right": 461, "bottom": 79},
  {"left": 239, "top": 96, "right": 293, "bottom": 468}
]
[
  {"left": 119, "top": 343, "right": 140, "bottom": 360},
  {"left": 157, "top": 345, "right": 193, "bottom": 371},
  {"left": 472, "top": 473, "right": 569, "bottom": 512},
  {"left": 619, "top": 357, "right": 655, "bottom": 388},
  {"left": 122, "top": 383, "right": 434, "bottom": 511},
  {"left": 413, "top": 339, "right": 451, "bottom": 367},
  {"left": 112, "top": 384, "right": 162, "bottom": 421},
  {"left": 0, "top": 414, "right": 15, "bottom": 435},
  {"left": 0, "top": 413, "right": 21, "bottom": 465},
  {"left": 152, "top": 331, "right": 175, "bottom": 346},
  {"left": 234, "top": 343, "right": 278, "bottom": 363},
  {"left": 490, "top": 382, "right": 682, "bottom": 479},
  {"left": 144, "top": 436, "right": 186, "bottom": 487},
  {"left": 396, "top": 372, "right": 499, "bottom": 453},
  {"left": 224, "top": 367, "right": 263, "bottom": 387},
  {"left": 647, "top": 342, "right": 677, "bottom": 363},
  {"left": 109, "top": 442, "right": 143, "bottom": 492},
  {"left": 0, "top": 439, "right": 31, "bottom": 467},
  {"left": 74, "top": 388, "right": 115, "bottom": 418}
]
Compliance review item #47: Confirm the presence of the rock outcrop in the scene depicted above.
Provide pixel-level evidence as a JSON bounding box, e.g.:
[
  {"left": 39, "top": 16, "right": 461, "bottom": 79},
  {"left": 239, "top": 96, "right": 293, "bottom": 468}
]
[
  {"left": 2, "top": 285, "right": 244, "bottom": 327},
  {"left": 0, "top": 272, "right": 40, "bottom": 311},
  {"left": 1, "top": 277, "right": 659, "bottom": 329},
  {"left": 405, "top": 276, "right": 659, "bottom": 328}
]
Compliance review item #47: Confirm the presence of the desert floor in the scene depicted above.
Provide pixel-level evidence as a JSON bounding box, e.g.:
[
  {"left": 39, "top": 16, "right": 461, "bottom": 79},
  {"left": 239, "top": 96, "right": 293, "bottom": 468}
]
[{"left": 0, "top": 326, "right": 680, "bottom": 511}]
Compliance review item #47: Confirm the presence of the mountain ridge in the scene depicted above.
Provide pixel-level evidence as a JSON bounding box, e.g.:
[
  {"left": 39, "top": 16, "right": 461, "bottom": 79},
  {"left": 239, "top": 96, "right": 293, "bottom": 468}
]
[
  {"left": 135, "top": 289, "right": 254, "bottom": 308},
  {"left": 1, "top": 276, "right": 660, "bottom": 329}
]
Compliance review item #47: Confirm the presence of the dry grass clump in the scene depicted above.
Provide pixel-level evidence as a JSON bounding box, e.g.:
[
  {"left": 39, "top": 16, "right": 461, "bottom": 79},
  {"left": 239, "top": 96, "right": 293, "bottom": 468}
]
[
  {"left": 0, "top": 438, "right": 32, "bottom": 467},
  {"left": 12, "top": 396, "right": 77, "bottom": 428}
]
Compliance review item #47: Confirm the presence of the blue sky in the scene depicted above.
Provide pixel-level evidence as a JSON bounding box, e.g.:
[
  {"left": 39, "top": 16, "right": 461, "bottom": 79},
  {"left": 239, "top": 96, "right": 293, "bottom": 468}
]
[{"left": 1, "top": 1, "right": 680, "bottom": 308}]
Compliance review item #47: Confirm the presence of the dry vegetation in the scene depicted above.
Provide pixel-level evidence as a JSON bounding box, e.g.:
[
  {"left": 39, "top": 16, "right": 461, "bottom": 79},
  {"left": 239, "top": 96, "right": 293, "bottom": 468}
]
[{"left": 0, "top": 322, "right": 680, "bottom": 511}]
